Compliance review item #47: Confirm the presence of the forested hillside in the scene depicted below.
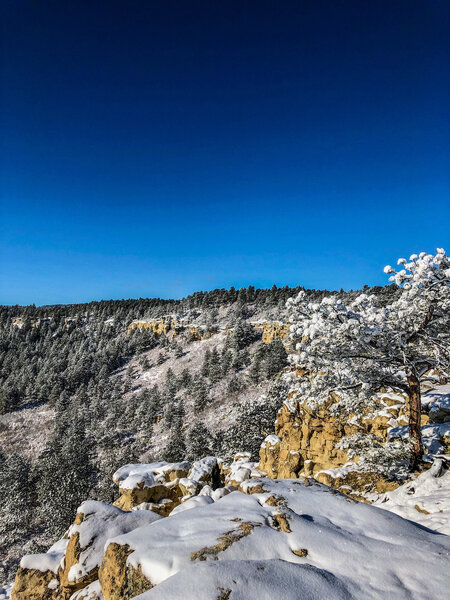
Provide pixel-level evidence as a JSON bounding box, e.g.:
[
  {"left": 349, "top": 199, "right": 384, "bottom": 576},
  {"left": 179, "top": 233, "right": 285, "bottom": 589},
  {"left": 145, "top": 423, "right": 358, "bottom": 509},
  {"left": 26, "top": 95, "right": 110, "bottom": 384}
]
[{"left": 0, "top": 283, "right": 400, "bottom": 581}]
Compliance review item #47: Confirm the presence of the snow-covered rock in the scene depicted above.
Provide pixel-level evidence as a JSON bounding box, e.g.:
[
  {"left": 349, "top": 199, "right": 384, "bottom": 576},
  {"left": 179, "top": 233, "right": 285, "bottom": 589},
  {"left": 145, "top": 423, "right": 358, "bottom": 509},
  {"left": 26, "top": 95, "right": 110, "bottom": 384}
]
[
  {"left": 60, "top": 501, "right": 161, "bottom": 593},
  {"left": 187, "top": 457, "right": 219, "bottom": 485},
  {"left": 135, "top": 559, "right": 350, "bottom": 600},
  {"left": 112, "top": 462, "right": 191, "bottom": 513},
  {"left": 98, "top": 478, "right": 450, "bottom": 600},
  {"left": 224, "top": 453, "right": 263, "bottom": 487},
  {"left": 113, "top": 462, "right": 191, "bottom": 489}
]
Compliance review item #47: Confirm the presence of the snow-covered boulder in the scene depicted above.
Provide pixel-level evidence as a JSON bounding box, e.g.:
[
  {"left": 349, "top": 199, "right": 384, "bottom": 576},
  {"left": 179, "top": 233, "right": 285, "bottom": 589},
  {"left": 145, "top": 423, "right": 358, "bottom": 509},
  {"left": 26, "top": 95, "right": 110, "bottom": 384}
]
[
  {"left": 170, "top": 495, "right": 214, "bottom": 516},
  {"left": 187, "top": 457, "right": 220, "bottom": 486},
  {"left": 112, "top": 462, "right": 191, "bottom": 513},
  {"left": 134, "top": 559, "right": 350, "bottom": 600},
  {"left": 12, "top": 539, "right": 68, "bottom": 600},
  {"left": 224, "top": 452, "right": 264, "bottom": 487},
  {"left": 59, "top": 501, "right": 161, "bottom": 594}
]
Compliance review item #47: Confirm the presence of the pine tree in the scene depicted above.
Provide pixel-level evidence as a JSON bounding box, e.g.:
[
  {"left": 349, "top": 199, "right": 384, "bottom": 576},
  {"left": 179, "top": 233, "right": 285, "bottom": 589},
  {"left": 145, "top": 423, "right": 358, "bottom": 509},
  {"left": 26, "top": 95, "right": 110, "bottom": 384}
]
[
  {"left": 0, "top": 452, "right": 33, "bottom": 542},
  {"left": 263, "top": 339, "right": 288, "bottom": 379},
  {"left": 185, "top": 423, "right": 213, "bottom": 460},
  {"left": 287, "top": 248, "right": 450, "bottom": 472}
]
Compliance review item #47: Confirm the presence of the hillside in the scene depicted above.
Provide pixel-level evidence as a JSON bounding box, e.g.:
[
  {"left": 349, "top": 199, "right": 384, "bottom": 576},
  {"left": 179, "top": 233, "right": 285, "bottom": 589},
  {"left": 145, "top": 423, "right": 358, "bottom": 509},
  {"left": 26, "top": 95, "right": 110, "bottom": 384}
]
[
  {"left": 0, "top": 284, "right": 400, "bottom": 581},
  {"left": 1, "top": 262, "right": 449, "bottom": 598}
]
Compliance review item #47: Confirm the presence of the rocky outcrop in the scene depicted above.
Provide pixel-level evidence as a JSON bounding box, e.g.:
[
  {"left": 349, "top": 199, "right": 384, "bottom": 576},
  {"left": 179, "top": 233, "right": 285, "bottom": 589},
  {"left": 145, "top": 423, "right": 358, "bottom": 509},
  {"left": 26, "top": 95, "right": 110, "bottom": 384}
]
[
  {"left": 127, "top": 318, "right": 216, "bottom": 341},
  {"left": 250, "top": 321, "right": 290, "bottom": 344},
  {"left": 259, "top": 397, "right": 351, "bottom": 479},
  {"left": 11, "top": 453, "right": 450, "bottom": 600},
  {"left": 258, "top": 390, "right": 411, "bottom": 493},
  {"left": 127, "top": 317, "right": 183, "bottom": 339},
  {"left": 58, "top": 501, "right": 160, "bottom": 596},
  {"left": 127, "top": 317, "right": 291, "bottom": 344},
  {"left": 86, "top": 477, "right": 450, "bottom": 600},
  {"left": 113, "top": 461, "right": 197, "bottom": 513},
  {"left": 98, "top": 543, "right": 153, "bottom": 600},
  {"left": 258, "top": 383, "right": 450, "bottom": 495},
  {"left": 11, "top": 539, "right": 68, "bottom": 600}
]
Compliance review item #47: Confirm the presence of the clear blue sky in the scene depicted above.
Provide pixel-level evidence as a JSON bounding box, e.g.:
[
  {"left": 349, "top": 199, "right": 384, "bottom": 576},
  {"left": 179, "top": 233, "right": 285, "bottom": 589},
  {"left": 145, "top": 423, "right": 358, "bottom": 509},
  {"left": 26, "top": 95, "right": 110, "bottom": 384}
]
[{"left": 1, "top": 1, "right": 448, "bottom": 305}]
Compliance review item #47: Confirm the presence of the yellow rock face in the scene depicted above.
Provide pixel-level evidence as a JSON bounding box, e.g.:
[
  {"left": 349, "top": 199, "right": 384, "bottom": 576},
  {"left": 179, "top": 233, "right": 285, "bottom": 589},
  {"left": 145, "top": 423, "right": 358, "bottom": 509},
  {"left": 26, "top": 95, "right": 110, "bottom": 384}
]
[
  {"left": 261, "top": 321, "right": 290, "bottom": 344},
  {"left": 59, "top": 512, "right": 97, "bottom": 595},
  {"left": 98, "top": 543, "right": 152, "bottom": 600},
  {"left": 127, "top": 317, "right": 217, "bottom": 341},
  {"left": 127, "top": 318, "right": 180, "bottom": 337},
  {"left": 12, "top": 567, "right": 60, "bottom": 600},
  {"left": 113, "top": 480, "right": 184, "bottom": 512},
  {"left": 250, "top": 321, "right": 290, "bottom": 344},
  {"left": 258, "top": 391, "right": 410, "bottom": 494}
]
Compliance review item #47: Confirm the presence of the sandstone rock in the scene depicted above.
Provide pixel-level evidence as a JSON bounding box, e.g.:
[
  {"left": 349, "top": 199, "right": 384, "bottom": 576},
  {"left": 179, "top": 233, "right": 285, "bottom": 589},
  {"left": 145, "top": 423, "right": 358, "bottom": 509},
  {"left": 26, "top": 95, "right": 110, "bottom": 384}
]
[
  {"left": 98, "top": 543, "right": 153, "bottom": 600},
  {"left": 187, "top": 456, "right": 221, "bottom": 487},
  {"left": 12, "top": 539, "right": 68, "bottom": 600},
  {"left": 258, "top": 386, "right": 416, "bottom": 495},
  {"left": 223, "top": 453, "right": 263, "bottom": 488},
  {"left": 58, "top": 501, "right": 160, "bottom": 598},
  {"left": 101, "top": 477, "right": 450, "bottom": 600},
  {"left": 69, "top": 580, "right": 102, "bottom": 600},
  {"left": 113, "top": 462, "right": 190, "bottom": 511},
  {"left": 12, "top": 568, "right": 60, "bottom": 600},
  {"left": 249, "top": 320, "right": 290, "bottom": 344}
]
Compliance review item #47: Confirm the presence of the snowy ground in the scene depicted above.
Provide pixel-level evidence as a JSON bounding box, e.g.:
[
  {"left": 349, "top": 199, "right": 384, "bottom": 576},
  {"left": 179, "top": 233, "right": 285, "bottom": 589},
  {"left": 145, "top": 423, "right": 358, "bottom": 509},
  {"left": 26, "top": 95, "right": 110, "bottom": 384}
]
[
  {"left": 373, "top": 458, "right": 450, "bottom": 534},
  {"left": 0, "top": 403, "right": 54, "bottom": 460}
]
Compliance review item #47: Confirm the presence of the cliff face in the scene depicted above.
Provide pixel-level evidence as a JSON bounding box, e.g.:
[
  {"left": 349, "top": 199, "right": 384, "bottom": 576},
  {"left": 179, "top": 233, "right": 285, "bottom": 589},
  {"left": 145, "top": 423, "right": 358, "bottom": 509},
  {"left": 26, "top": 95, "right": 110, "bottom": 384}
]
[
  {"left": 127, "top": 317, "right": 290, "bottom": 345},
  {"left": 258, "top": 382, "right": 450, "bottom": 496}
]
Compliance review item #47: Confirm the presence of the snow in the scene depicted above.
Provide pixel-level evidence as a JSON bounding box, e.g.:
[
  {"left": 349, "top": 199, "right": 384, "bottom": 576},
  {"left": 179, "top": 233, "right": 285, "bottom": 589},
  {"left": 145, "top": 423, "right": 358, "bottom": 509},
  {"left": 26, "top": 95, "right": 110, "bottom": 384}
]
[
  {"left": 20, "top": 538, "right": 68, "bottom": 573},
  {"left": 422, "top": 384, "right": 450, "bottom": 423},
  {"left": 69, "top": 580, "right": 103, "bottom": 600},
  {"left": 225, "top": 454, "right": 263, "bottom": 485},
  {"left": 389, "top": 422, "right": 450, "bottom": 457},
  {"left": 315, "top": 461, "right": 358, "bottom": 480},
  {"left": 170, "top": 495, "right": 214, "bottom": 515},
  {"left": 0, "top": 584, "right": 12, "bottom": 600},
  {"left": 113, "top": 462, "right": 190, "bottom": 489},
  {"left": 187, "top": 456, "right": 218, "bottom": 483},
  {"left": 261, "top": 434, "right": 281, "bottom": 447},
  {"left": 105, "top": 478, "right": 450, "bottom": 599},
  {"left": 66, "top": 501, "right": 161, "bottom": 583},
  {"left": 177, "top": 477, "right": 201, "bottom": 497},
  {"left": 135, "top": 559, "right": 351, "bottom": 600},
  {"left": 373, "top": 458, "right": 450, "bottom": 534}
]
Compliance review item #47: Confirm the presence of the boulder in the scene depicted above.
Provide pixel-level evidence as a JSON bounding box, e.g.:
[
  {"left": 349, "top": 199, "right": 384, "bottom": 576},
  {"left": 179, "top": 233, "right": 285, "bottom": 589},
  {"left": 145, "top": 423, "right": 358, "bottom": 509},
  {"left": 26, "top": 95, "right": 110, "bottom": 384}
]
[
  {"left": 12, "top": 539, "right": 67, "bottom": 600},
  {"left": 58, "top": 501, "right": 160, "bottom": 595}
]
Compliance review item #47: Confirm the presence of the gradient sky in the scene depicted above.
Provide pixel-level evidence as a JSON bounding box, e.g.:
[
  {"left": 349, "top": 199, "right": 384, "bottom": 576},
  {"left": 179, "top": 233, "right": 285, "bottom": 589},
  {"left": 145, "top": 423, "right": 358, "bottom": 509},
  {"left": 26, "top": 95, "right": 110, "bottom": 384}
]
[{"left": 1, "top": 1, "right": 449, "bottom": 305}]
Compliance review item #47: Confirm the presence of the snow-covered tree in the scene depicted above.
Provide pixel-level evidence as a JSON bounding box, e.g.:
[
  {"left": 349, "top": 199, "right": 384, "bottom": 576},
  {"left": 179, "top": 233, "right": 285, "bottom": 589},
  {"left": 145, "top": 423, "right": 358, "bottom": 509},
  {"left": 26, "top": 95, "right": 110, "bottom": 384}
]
[
  {"left": 287, "top": 249, "right": 449, "bottom": 471},
  {"left": 185, "top": 423, "right": 213, "bottom": 460}
]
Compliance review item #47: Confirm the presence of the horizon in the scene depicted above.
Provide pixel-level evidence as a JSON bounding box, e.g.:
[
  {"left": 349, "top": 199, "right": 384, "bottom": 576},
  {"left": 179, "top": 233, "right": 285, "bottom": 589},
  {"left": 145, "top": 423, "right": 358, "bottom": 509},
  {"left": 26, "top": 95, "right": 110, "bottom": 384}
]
[
  {"left": 0, "top": 277, "right": 398, "bottom": 309},
  {"left": 1, "top": 1, "right": 449, "bottom": 305}
]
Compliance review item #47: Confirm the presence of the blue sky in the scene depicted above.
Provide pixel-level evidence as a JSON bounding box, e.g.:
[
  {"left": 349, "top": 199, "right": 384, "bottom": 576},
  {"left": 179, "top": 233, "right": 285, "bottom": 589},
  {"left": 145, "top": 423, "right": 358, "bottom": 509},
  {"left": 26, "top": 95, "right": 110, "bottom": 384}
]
[{"left": 1, "top": 1, "right": 448, "bottom": 305}]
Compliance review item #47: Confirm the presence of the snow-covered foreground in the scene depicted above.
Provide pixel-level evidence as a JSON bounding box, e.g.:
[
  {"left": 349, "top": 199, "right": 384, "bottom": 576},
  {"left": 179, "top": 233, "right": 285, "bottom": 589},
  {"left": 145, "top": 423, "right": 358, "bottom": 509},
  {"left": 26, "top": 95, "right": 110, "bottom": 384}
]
[
  {"left": 11, "top": 455, "right": 450, "bottom": 599},
  {"left": 101, "top": 478, "right": 449, "bottom": 599}
]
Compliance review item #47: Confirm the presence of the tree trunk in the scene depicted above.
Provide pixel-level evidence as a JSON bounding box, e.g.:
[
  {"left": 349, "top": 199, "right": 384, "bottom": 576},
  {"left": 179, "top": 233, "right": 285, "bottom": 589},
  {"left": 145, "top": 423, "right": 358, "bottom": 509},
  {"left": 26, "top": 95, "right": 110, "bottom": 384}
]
[{"left": 407, "top": 373, "right": 423, "bottom": 470}]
